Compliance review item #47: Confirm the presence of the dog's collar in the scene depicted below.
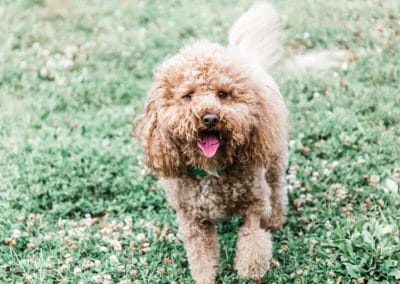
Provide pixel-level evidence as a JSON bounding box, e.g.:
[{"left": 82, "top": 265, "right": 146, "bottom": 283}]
[{"left": 188, "top": 167, "right": 225, "bottom": 177}]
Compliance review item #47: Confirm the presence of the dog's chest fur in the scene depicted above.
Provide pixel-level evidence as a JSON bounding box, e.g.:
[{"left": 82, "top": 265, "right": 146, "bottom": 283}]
[{"left": 161, "top": 168, "right": 269, "bottom": 222}]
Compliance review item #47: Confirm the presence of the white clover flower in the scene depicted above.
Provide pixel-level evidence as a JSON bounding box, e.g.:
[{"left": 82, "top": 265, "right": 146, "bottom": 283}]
[
  {"left": 94, "top": 259, "right": 101, "bottom": 267},
  {"left": 136, "top": 233, "right": 146, "bottom": 242},
  {"left": 99, "top": 246, "right": 108, "bottom": 252},
  {"left": 73, "top": 267, "right": 82, "bottom": 275},
  {"left": 109, "top": 255, "right": 119, "bottom": 264},
  {"left": 92, "top": 274, "right": 102, "bottom": 283}
]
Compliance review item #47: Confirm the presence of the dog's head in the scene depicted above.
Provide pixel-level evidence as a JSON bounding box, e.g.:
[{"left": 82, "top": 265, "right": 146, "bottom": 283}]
[{"left": 135, "top": 41, "right": 287, "bottom": 178}]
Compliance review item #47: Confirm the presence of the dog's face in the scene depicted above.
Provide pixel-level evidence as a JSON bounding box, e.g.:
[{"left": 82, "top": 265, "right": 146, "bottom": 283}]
[{"left": 135, "top": 42, "right": 283, "bottom": 177}]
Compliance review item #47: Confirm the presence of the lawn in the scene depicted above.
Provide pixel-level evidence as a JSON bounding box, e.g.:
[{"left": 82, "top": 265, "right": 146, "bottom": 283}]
[{"left": 0, "top": 0, "right": 399, "bottom": 283}]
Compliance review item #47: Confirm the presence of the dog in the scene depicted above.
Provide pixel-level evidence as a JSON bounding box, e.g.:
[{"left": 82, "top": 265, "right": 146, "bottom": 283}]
[{"left": 135, "top": 2, "right": 288, "bottom": 283}]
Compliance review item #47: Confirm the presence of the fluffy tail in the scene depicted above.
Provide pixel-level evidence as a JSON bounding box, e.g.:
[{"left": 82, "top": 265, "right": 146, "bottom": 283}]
[{"left": 228, "top": 2, "right": 284, "bottom": 72}]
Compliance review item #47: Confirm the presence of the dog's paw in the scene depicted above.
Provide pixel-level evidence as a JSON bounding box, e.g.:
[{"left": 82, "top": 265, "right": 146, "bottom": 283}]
[
  {"left": 234, "top": 228, "right": 272, "bottom": 281},
  {"left": 191, "top": 266, "right": 218, "bottom": 284}
]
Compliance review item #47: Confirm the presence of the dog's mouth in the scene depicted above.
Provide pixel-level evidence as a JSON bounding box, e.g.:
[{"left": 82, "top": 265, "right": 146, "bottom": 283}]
[{"left": 197, "top": 130, "right": 221, "bottom": 158}]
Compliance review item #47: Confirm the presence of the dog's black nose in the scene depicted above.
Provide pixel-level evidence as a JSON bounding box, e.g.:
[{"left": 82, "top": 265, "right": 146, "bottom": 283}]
[{"left": 202, "top": 113, "right": 219, "bottom": 128}]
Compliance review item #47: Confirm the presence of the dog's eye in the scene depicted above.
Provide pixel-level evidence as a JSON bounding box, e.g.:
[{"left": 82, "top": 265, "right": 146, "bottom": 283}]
[
  {"left": 183, "top": 92, "right": 193, "bottom": 100},
  {"left": 218, "top": 91, "right": 228, "bottom": 99}
]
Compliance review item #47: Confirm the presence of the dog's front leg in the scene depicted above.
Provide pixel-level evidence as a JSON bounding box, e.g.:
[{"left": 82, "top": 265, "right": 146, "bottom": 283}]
[
  {"left": 234, "top": 212, "right": 272, "bottom": 282},
  {"left": 177, "top": 213, "right": 219, "bottom": 284}
]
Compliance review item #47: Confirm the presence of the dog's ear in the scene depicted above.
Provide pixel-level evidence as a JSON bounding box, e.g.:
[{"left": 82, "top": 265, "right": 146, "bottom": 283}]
[
  {"left": 134, "top": 85, "right": 185, "bottom": 178},
  {"left": 237, "top": 85, "right": 288, "bottom": 169}
]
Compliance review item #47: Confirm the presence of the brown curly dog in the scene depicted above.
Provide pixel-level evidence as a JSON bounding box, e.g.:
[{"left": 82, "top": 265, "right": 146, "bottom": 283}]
[{"left": 135, "top": 2, "right": 288, "bottom": 283}]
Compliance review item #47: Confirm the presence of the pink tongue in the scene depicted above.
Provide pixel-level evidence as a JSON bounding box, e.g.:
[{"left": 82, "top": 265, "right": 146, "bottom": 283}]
[{"left": 197, "top": 135, "right": 220, "bottom": 158}]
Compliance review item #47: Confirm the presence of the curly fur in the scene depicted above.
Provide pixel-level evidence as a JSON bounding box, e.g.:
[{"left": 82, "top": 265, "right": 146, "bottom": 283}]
[{"left": 134, "top": 2, "right": 288, "bottom": 283}]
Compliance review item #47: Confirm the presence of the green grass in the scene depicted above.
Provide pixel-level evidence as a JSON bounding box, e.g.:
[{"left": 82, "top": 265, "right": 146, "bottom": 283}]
[{"left": 1, "top": 0, "right": 399, "bottom": 283}]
